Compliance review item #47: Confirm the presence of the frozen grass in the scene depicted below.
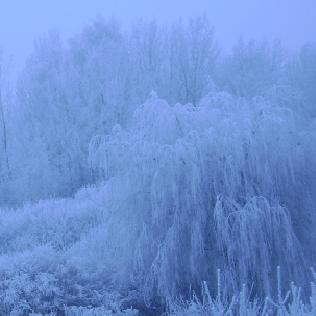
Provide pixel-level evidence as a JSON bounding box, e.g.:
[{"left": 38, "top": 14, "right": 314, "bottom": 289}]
[{"left": 169, "top": 268, "right": 316, "bottom": 316}]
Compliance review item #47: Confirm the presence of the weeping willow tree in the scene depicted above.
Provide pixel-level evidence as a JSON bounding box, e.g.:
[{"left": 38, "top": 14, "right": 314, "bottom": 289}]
[{"left": 86, "top": 92, "right": 315, "bottom": 302}]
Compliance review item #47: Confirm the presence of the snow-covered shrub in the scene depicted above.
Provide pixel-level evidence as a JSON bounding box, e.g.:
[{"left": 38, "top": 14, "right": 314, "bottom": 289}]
[{"left": 0, "top": 185, "right": 133, "bottom": 314}]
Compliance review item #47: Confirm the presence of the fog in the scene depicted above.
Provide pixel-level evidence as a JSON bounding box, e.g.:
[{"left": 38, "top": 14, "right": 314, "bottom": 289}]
[{"left": 1, "top": 0, "right": 316, "bottom": 72}]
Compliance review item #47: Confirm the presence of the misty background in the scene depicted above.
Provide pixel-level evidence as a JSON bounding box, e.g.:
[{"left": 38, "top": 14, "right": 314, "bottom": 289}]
[{"left": 1, "top": 0, "right": 316, "bottom": 75}]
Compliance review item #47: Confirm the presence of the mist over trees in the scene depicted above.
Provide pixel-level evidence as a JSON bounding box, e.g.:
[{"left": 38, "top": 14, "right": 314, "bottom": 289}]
[{"left": 0, "top": 17, "right": 316, "bottom": 315}]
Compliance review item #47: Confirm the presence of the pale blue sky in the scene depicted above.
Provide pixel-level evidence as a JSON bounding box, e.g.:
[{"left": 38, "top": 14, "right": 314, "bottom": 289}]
[{"left": 1, "top": 0, "right": 316, "bottom": 73}]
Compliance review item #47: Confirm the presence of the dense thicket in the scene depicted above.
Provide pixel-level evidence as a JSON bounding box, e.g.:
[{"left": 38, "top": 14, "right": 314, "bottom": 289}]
[{"left": 0, "top": 17, "right": 315, "bottom": 315}]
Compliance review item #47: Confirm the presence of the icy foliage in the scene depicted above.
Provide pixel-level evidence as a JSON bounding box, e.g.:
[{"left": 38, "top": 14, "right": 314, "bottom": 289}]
[{"left": 87, "top": 92, "right": 315, "bottom": 300}]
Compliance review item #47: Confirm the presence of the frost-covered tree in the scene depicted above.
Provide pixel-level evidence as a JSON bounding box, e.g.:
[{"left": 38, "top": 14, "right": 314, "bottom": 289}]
[
  {"left": 286, "top": 44, "right": 316, "bottom": 118},
  {"left": 87, "top": 92, "right": 314, "bottom": 301},
  {"left": 16, "top": 32, "right": 88, "bottom": 200},
  {"left": 169, "top": 17, "right": 219, "bottom": 104},
  {"left": 0, "top": 50, "right": 10, "bottom": 180},
  {"left": 217, "top": 39, "right": 284, "bottom": 98},
  {"left": 0, "top": 50, "right": 14, "bottom": 207},
  {"left": 68, "top": 18, "right": 133, "bottom": 129}
]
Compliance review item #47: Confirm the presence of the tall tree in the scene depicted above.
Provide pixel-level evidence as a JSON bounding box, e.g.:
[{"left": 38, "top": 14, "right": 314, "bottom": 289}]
[
  {"left": 217, "top": 39, "right": 284, "bottom": 98},
  {"left": 170, "top": 17, "right": 219, "bottom": 104},
  {"left": 0, "top": 50, "right": 10, "bottom": 179}
]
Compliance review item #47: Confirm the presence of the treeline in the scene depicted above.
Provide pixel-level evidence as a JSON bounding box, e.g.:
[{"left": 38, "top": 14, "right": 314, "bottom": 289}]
[{"left": 0, "top": 16, "right": 315, "bottom": 206}]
